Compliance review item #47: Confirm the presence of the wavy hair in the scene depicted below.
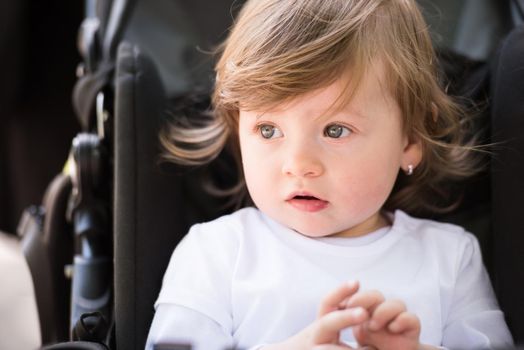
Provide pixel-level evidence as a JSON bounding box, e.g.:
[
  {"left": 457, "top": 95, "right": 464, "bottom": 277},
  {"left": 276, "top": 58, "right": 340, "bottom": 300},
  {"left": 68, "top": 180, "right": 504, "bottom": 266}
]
[{"left": 161, "top": 0, "right": 485, "bottom": 214}]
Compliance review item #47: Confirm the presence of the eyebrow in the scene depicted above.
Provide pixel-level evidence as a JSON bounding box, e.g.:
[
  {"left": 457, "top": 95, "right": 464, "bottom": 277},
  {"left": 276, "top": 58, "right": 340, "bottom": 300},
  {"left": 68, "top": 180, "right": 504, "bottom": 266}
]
[
  {"left": 251, "top": 103, "right": 368, "bottom": 121},
  {"left": 340, "top": 107, "right": 368, "bottom": 119},
  {"left": 315, "top": 104, "right": 368, "bottom": 122}
]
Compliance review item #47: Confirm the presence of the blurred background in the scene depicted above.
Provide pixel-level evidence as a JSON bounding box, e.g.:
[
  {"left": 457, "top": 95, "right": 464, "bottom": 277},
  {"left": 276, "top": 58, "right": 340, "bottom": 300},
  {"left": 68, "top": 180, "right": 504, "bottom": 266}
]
[{"left": 0, "top": 1, "right": 82, "bottom": 234}]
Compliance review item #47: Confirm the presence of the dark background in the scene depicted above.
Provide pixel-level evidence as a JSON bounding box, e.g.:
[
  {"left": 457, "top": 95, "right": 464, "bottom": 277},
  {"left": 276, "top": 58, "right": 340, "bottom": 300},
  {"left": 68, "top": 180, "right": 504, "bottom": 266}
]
[{"left": 0, "top": 1, "right": 82, "bottom": 234}]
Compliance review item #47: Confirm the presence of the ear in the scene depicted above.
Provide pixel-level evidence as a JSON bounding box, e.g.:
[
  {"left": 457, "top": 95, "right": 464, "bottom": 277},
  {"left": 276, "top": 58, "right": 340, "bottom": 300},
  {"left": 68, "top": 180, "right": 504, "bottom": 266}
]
[{"left": 401, "top": 135, "right": 423, "bottom": 173}]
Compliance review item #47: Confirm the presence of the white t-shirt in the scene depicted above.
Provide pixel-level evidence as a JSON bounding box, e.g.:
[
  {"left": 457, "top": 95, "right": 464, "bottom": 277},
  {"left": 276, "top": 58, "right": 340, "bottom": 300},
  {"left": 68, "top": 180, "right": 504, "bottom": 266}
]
[{"left": 146, "top": 208, "right": 513, "bottom": 350}]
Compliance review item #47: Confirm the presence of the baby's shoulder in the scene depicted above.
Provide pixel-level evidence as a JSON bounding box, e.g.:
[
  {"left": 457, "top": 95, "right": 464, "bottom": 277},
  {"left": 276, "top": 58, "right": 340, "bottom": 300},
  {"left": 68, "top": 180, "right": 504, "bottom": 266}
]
[
  {"left": 183, "top": 207, "right": 263, "bottom": 245},
  {"left": 192, "top": 206, "right": 262, "bottom": 231},
  {"left": 170, "top": 208, "right": 264, "bottom": 265},
  {"left": 394, "top": 210, "right": 477, "bottom": 250}
]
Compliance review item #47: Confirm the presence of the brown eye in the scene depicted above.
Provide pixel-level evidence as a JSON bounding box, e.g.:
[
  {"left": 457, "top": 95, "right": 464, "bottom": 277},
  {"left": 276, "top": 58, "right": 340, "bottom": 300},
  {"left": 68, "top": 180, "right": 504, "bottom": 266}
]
[
  {"left": 259, "top": 124, "right": 283, "bottom": 139},
  {"left": 324, "top": 124, "right": 351, "bottom": 138}
]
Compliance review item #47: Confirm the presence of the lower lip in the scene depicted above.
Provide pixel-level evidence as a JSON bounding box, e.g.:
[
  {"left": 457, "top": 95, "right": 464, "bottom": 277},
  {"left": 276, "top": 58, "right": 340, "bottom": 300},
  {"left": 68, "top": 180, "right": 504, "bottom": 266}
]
[{"left": 287, "top": 199, "right": 329, "bottom": 212}]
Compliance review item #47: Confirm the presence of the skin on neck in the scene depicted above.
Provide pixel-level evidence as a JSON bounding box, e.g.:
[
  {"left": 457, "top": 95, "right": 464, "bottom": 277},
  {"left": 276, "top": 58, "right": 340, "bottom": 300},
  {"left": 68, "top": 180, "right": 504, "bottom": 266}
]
[{"left": 329, "top": 210, "right": 391, "bottom": 238}]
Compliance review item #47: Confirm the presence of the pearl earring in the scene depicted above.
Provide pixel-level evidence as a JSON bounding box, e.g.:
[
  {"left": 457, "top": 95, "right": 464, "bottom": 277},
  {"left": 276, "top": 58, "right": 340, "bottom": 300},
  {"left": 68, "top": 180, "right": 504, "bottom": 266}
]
[{"left": 406, "top": 164, "right": 414, "bottom": 176}]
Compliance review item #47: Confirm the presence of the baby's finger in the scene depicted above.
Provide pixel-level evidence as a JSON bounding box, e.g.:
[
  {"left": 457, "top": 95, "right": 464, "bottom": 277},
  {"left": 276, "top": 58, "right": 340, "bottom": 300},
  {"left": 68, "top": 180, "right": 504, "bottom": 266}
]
[
  {"left": 367, "top": 299, "right": 406, "bottom": 331},
  {"left": 318, "top": 281, "right": 360, "bottom": 317},
  {"left": 313, "top": 307, "right": 369, "bottom": 344},
  {"left": 344, "top": 290, "right": 385, "bottom": 313},
  {"left": 388, "top": 311, "right": 421, "bottom": 336}
]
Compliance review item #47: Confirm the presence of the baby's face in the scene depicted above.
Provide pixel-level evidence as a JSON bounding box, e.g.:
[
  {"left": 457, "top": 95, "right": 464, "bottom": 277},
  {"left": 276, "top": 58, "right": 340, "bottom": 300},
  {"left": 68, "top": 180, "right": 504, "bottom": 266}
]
[{"left": 238, "top": 62, "right": 421, "bottom": 238}]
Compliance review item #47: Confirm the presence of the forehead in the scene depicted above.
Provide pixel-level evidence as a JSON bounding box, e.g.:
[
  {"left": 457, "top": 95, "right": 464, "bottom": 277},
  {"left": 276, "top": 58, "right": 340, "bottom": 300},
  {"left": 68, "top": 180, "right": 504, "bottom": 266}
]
[{"left": 259, "top": 60, "right": 396, "bottom": 119}]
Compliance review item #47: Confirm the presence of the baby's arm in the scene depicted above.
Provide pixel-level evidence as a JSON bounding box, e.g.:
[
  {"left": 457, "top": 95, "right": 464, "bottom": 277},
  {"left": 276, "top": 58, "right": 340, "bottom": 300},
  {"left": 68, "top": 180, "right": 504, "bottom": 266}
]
[
  {"left": 145, "top": 304, "right": 235, "bottom": 350},
  {"left": 441, "top": 234, "right": 513, "bottom": 348},
  {"left": 261, "top": 281, "right": 369, "bottom": 350}
]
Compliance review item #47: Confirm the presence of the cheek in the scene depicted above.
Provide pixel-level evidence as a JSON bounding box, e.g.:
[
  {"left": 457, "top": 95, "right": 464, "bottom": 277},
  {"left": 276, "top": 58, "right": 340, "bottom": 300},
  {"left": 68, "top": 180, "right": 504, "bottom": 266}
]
[
  {"left": 239, "top": 139, "right": 254, "bottom": 184},
  {"left": 336, "top": 172, "right": 394, "bottom": 208},
  {"left": 333, "top": 152, "right": 400, "bottom": 209},
  {"left": 239, "top": 137, "right": 273, "bottom": 199}
]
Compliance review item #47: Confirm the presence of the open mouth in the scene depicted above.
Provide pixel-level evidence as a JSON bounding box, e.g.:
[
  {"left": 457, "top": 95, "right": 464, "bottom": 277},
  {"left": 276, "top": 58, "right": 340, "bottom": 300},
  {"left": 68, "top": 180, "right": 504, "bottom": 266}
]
[
  {"left": 294, "top": 195, "right": 319, "bottom": 200},
  {"left": 286, "top": 193, "right": 329, "bottom": 212}
]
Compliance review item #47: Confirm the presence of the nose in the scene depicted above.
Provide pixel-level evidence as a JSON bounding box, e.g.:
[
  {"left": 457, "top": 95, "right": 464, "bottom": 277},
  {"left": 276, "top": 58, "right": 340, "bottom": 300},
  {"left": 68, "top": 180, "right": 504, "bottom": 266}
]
[{"left": 281, "top": 142, "right": 324, "bottom": 178}]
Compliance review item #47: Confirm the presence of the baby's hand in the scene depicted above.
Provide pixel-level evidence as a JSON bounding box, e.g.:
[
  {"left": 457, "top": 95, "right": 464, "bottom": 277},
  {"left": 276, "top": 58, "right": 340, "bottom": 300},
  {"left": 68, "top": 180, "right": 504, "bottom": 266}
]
[
  {"left": 312, "top": 280, "right": 368, "bottom": 346},
  {"left": 345, "top": 290, "right": 421, "bottom": 350},
  {"left": 262, "top": 281, "right": 369, "bottom": 350}
]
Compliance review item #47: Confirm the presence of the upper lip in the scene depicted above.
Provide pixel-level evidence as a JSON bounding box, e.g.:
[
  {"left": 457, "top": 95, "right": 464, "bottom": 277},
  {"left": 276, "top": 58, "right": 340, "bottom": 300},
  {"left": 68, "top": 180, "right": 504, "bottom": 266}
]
[{"left": 285, "top": 191, "right": 326, "bottom": 201}]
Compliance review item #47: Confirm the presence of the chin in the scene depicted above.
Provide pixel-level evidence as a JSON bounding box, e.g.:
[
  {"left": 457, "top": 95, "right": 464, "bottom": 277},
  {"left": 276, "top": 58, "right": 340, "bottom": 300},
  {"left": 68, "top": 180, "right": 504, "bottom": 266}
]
[{"left": 288, "top": 222, "right": 336, "bottom": 238}]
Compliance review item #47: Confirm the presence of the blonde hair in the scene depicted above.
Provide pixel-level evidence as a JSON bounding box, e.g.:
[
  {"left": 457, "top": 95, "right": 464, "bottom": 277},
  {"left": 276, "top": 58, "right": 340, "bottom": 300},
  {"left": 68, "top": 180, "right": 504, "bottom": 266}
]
[{"left": 161, "top": 0, "right": 483, "bottom": 214}]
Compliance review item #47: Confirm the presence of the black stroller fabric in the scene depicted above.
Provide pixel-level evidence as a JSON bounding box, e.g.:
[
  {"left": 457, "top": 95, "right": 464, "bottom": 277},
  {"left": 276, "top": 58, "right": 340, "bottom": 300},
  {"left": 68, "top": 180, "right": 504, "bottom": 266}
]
[
  {"left": 113, "top": 42, "right": 238, "bottom": 350},
  {"left": 113, "top": 42, "right": 180, "bottom": 349},
  {"left": 490, "top": 24, "right": 524, "bottom": 341}
]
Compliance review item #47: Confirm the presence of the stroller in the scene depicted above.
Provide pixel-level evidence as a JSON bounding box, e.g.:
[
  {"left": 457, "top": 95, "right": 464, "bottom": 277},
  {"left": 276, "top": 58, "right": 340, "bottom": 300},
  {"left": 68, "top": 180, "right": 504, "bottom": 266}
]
[{"left": 15, "top": 0, "right": 524, "bottom": 349}]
